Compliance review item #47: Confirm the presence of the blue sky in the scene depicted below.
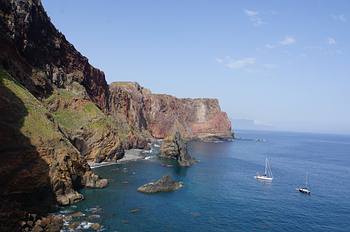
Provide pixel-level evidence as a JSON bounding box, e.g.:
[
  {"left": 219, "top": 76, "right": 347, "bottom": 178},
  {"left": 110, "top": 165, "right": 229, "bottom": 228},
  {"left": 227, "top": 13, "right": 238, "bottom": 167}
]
[{"left": 42, "top": 0, "right": 350, "bottom": 134}]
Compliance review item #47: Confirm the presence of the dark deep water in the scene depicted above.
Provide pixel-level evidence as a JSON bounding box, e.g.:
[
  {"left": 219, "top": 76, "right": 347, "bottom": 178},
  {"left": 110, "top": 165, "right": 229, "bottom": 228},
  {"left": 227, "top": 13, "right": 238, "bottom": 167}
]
[{"left": 61, "top": 130, "right": 350, "bottom": 231}]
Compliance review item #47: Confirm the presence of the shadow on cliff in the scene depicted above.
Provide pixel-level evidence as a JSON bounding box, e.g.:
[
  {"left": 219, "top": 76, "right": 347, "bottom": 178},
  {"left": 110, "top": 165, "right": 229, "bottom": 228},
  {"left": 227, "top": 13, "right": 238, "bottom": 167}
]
[
  {"left": 0, "top": 35, "right": 53, "bottom": 99},
  {"left": 0, "top": 74, "right": 54, "bottom": 230}
]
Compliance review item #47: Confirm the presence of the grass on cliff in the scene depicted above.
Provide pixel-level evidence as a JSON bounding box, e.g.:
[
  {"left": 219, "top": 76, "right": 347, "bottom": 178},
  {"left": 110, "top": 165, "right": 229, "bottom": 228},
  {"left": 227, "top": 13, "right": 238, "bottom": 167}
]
[
  {"left": 45, "top": 89, "right": 130, "bottom": 140},
  {"left": 0, "top": 69, "right": 61, "bottom": 142},
  {"left": 110, "top": 81, "right": 137, "bottom": 88}
]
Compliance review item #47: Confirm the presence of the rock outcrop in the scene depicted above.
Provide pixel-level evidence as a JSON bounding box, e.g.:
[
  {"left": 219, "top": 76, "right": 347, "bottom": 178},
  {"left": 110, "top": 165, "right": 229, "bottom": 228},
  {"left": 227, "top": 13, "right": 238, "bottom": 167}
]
[
  {"left": 43, "top": 87, "right": 129, "bottom": 163},
  {"left": 137, "top": 175, "right": 183, "bottom": 193},
  {"left": 160, "top": 132, "right": 196, "bottom": 166},
  {"left": 20, "top": 214, "right": 63, "bottom": 232},
  {"left": 109, "top": 82, "right": 148, "bottom": 132}
]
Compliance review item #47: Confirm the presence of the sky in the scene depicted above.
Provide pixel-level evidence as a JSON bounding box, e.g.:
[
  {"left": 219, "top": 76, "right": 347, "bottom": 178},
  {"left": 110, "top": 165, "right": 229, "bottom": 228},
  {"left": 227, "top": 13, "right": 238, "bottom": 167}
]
[{"left": 42, "top": 0, "right": 350, "bottom": 135}]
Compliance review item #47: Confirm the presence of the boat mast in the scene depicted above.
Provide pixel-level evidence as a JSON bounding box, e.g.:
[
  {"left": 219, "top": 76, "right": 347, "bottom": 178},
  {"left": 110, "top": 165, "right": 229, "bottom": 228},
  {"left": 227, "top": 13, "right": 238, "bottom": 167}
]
[
  {"left": 268, "top": 159, "right": 273, "bottom": 178},
  {"left": 264, "top": 157, "right": 268, "bottom": 175},
  {"left": 305, "top": 172, "right": 309, "bottom": 188}
]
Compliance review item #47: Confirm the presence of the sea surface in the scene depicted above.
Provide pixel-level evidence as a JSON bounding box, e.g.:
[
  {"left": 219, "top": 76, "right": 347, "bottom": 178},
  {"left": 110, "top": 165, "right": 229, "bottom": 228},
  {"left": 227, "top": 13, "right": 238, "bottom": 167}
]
[{"left": 60, "top": 130, "right": 350, "bottom": 231}]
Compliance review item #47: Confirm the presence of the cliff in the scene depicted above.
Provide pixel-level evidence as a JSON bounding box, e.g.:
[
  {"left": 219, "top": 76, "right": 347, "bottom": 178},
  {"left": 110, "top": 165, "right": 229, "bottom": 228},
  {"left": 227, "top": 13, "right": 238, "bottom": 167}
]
[
  {"left": 145, "top": 95, "right": 232, "bottom": 140},
  {"left": 0, "top": 1, "right": 111, "bottom": 230},
  {"left": 0, "top": 0, "right": 109, "bottom": 109},
  {"left": 0, "top": 1, "right": 232, "bottom": 230},
  {"left": 0, "top": 69, "right": 107, "bottom": 231},
  {"left": 109, "top": 82, "right": 233, "bottom": 141}
]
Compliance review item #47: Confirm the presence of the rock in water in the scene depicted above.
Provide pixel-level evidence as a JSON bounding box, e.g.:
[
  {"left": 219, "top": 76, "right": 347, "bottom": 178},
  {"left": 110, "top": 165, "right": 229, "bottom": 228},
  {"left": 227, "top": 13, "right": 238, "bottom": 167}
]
[
  {"left": 32, "top": 215, "right": 63, "bottom": 232},
  {"left": 82, "top": 171, "right": 108, "bottom": 189},
  {"left": 160, "top": 132, "right": 196, "bottom": 166},
  {"left": 137, "top": 175, "right": 183, "bottom": 193}
]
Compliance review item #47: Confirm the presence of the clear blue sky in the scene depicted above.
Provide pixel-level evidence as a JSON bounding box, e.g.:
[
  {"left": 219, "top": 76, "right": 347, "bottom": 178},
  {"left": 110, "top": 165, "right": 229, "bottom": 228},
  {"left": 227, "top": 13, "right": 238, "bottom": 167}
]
[{"left": 42, "top": 0, "right": 350, "bottom": 134}]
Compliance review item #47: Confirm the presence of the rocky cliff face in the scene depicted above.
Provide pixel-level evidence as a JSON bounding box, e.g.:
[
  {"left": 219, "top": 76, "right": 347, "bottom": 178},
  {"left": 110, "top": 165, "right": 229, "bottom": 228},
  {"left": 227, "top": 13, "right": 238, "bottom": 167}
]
[
  {"left": 145, "top": 95, "right": 232, "bottom": 140},
  {"left": 109, "top": 82, "right": 148, "bottom": 132},
  {"left": 0, "top": 0, "right": 109, "bottom": 109},
  {"left": 109, "top": 82, "right": 233, "bottom": 141},
  {"left": 0, "top": 1, "right": 111, "bottom": 230},
  {"left": 0, "top": 0, "right": 149, "bottom": 163},
  {"left": 0, "top": 70, "right": 107, "bottom": 231}
]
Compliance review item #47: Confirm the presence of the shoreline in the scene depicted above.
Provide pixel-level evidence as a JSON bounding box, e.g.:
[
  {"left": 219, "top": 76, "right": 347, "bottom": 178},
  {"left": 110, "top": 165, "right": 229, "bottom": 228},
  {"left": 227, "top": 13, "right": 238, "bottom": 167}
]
[{"left": 89, "top": 149, "right": 152, "bottom": 169}]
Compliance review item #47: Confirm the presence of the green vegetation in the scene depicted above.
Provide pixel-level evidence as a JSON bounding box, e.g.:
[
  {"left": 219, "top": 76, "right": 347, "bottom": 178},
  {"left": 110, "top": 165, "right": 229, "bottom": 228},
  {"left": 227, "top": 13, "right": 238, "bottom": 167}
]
[
  {"left": 110, "top": 81, "right": 138, "bottom": 89},
  {"left": 0, "top": 69, "right": 60, "bottom": 141},
  {"left": 0, "top": 69, "right": 136, "bottom": 149},
  {"left": 45, "top": 88, "right": 131, "bottom": 140}
]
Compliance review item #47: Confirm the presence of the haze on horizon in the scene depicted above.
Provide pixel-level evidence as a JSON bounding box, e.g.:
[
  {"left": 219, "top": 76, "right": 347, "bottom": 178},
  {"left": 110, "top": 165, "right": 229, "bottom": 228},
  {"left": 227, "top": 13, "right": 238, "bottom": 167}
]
[{"left": 42, "top": 0, "right": 350, "bottom": 135}]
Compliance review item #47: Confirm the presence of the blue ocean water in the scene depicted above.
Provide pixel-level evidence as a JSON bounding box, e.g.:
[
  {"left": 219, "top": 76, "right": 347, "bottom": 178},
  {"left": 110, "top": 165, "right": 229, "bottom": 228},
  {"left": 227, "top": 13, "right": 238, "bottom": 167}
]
[{"left": 64, "top": 130, "right": 350, "bottom": 231}]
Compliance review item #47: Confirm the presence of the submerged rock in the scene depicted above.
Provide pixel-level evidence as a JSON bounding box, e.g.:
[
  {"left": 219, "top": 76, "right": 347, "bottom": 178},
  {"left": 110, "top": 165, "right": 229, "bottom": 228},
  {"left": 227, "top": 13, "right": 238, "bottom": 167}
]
[
  {"left": 68, "top": 221, "right": 80, "bottom": 230},
  {"left": 137, "top": 175, "right": 183, "bottom": 193},
  {"left": 69, "top": 211, "right": 85, "bottom": 218},
  {"left": 90, "top": 223, "right": 101, "bottom": 231},
  {"left": 129, "top": 208, "right": 141, "bottom": 214},
  {"left": 160, "top": 132, "right": 196, "bottom": 166}
]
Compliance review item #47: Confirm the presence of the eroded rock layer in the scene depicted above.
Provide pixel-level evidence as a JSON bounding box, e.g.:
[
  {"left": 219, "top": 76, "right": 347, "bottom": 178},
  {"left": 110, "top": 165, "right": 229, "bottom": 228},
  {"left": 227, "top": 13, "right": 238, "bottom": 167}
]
[{"left": 109, "top": 82, "right": 233, "bottom": 141}]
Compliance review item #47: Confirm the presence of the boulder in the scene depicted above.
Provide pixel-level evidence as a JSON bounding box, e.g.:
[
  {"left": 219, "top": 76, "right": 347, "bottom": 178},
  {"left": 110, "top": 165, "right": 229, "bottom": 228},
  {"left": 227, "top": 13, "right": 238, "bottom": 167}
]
[
  {"left": 32, "top": 215, "right": 63, "bottom": 232},
  {"left": 82, "top": 171, "right": 108, "bottom": 188},
  {"left": 137, "top": 175, "right": 183, "bottom": 193}
]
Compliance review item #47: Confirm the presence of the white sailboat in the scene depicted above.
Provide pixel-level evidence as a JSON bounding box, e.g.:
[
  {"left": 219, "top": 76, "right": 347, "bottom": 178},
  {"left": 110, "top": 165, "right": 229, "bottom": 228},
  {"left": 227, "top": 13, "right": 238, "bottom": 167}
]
[
  {"left": 297, "top": 173, "right": 311, "bottom": 195},
  {"left": 254, "top": 157, "right": 273, "bottom": 181}
]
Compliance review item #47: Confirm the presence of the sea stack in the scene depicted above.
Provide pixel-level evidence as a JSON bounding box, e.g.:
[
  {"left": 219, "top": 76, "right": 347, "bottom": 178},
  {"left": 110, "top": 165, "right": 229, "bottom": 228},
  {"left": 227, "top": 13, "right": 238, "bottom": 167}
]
[{"left": 160, "top": 131, "right": 196, "bottom": 166}]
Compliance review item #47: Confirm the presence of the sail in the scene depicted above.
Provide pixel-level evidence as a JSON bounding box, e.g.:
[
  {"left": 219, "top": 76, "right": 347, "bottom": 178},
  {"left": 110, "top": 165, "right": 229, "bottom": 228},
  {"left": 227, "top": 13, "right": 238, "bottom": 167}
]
[{"left": 255, "top": 157, "right": 273, "bottom": 181}]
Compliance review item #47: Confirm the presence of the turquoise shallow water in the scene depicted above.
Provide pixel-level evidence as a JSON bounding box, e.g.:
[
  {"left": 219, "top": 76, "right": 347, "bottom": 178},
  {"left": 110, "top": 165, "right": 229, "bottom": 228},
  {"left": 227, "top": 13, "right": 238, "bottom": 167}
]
[{"left": 62, "top": 130, "right": 350, "bottom": 231}]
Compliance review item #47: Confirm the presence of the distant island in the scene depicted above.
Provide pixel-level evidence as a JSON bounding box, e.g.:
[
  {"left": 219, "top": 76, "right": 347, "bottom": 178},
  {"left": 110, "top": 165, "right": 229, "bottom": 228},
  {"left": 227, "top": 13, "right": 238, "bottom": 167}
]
[
  {"left": 231, "top": 119, "right": 274, "bottom": 131},
  {"left": 0, "top": 0, "right": 232, "bottom": 231}
]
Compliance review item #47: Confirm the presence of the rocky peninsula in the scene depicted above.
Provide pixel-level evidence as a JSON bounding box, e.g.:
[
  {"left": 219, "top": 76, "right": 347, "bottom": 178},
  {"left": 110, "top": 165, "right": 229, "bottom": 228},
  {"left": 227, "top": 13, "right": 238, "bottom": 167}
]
[{"left": 0, "top": 0, "right": 233, "bottom": 231}]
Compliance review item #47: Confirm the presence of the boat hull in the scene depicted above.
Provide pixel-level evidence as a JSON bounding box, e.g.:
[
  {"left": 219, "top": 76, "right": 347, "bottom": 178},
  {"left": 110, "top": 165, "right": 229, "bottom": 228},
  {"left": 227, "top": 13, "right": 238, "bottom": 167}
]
[
  {"left": 254, "top": 176, "right": 273, "bottom": 181},
  {"left": 297, "top": 188, "right": 311, "bottom": 194}
]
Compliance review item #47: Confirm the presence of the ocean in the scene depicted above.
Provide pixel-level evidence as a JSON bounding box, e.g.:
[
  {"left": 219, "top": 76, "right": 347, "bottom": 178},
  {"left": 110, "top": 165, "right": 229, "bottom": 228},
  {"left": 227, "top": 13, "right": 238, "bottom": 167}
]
[{"left": 60, "top": 130, "right": 350, "bottom": 231}]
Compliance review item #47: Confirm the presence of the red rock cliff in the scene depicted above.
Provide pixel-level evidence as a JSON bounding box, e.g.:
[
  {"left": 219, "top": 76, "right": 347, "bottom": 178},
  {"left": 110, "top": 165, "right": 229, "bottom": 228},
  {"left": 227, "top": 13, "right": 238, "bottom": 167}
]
[{"left": 109, "top": 82, "right": 233, "bottom": 141}]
